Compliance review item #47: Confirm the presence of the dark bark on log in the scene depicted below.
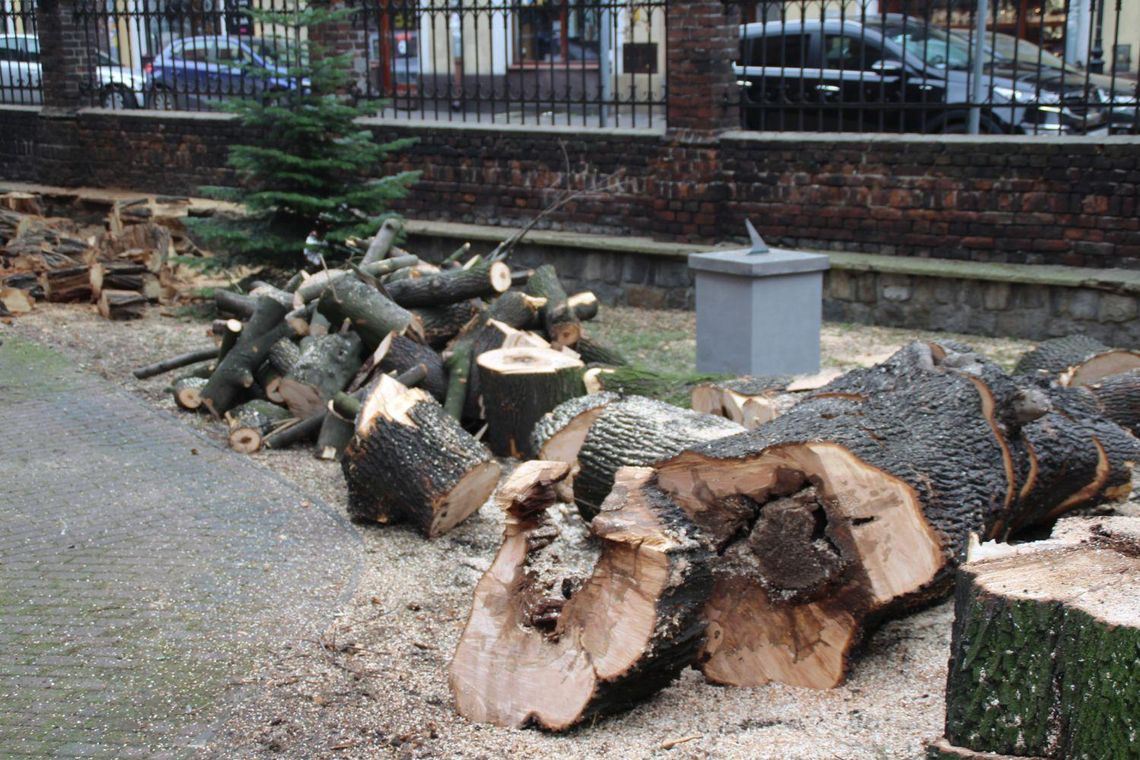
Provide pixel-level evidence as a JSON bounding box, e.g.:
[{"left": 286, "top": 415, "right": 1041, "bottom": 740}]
[
  {"left": 365, "top": 332, "right": 447, "bottom": 403},
  {"left": 172, "top": 376, "right": 208, "bottom": 411},
  {"left": 97, "top": 289, "right": 147, "bottom": 320},
  {"left": 531, "top": 392, "right": 620, "bottom": 464},
  {"left": 316, "top": 276, "right": 416, "bottom": 351},
  {"left": 524, "top": 264, "right": 580, "bottom": 347},
  {"left": 226, "top": 400, "right": 292, "bottom": 454},
  {"left": 217, "top": 319, "right": 243, "bottom": 361},
  {"left": 133, "top": 346, "right": 219, "bottom": 380},
  {"left": 262, "top": 410, "right": 323, "bottom": 450},
  {"left": 450, "top": 465, "right": 712, "bottom": 731},
  {"left": 461, "top": 320, "right": 540, "bottom": 423},
  {"left": 443, "top": 341, "right": 472, "bottom": 421},
  {"left": 1013, "top": 334, "right": 1140, "bottom": 386},
  {"left": 42, "top": 266, "right": 92, "bottom": 303},
  {"left": 576, "top": 396, "right": 744, "bottom": 520},
  {"left": 276, "top": 333, "right": 364, "bottom": 418},
  {"left": 383, "top": 261, "right": 512, "bottom": 309},
  {"left": 476, "top": 347, "right": 587, "bottom": 459},
  {"left": 214, "top": 289, "right": 257, "bottom": 319},
  {"left": 201, "top": 296, "right": 297, "bottom": 416},
  {"left": 574, "top": 335, "right": 629, "bottom": 367},
  {"left": 942, "top": 520, "right": 1140, "bottom": 759},
  {"left": 1084, "top": 369, "right": 1140, "bottom": 436},
  {"left": 413, "top": 300, "right": 483, "bottom": 350},
  {"left": 342, "top": 375, "right": 500, "bottom": 537}
]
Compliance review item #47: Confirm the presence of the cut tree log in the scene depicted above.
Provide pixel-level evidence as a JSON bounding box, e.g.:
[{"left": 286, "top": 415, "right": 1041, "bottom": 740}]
[
  {"left": 1081, "top": 369, "right": 1140, "bottom": 436},
  {"left": 97, "top": 289, "right": 147, "bottom": 320},
  {"left": 939, "top": 517, "right": 1140, "bottom": 759},
  {"left": 171, "top": 376, "right": 208, "bottom": 411},
  {"left": 413, "top": 300, "right": 483, "bottom": 350},
  {"left": 357, "top": 331, "right": 447, "bottom": 403},
  {"left": 276, "top": 332, "right": 363, "bottom": 418},
  {"left": 566, "top": 291, "right": 598, "bottom": 322},
  {"left": 201, "top": 296, "right": 299, "bottom": 416},
  {"left": 1013, "top": 334, "right": 1140, "bottom": 386},
  {"left": 360, "top": 217, "right": 402, "bottom": 265},
  {"left": 524, "top": 264, "right": 580, "bottom": 347},
  {"left": 226, "top": 400, "right": 292, "bottom": 454},
  {"left": 449, "top": 464, "right": 712, "bottom": 731},
  {"left": 341, "top": 374, "right": 500, "bottom": 537},
  {"left": 132, "top": 346, "right": 219, "bottom": 380},
  {"left": 573, "top": 335, "right": 629, "bottom": 367},
  {"left": 460, "top": 319, "right": 542, "bottom": 422},
  {"left": 531, "top": 392, "right": 621, "bottom": 464},
  {"left": 575, "top": 396, "right": 745, "bottom": 520},
  {"left": 315, "top": 394, "right": 361, "bottom": 461},
  {"left": 42, "top": 265, "right": 92, "bottom": 303},
  {"left": 293, "top": 254, "right": 419, "bottom": 303},
  {"left": 689, "top": 371, "right": 843, "bottom": 428},
  {"left": 215, "top": 289, "right": 257, "bottom": 319},
  {"left": 384, "top": 261, "right": 512, "bottom": 309},
  {"left": 255, "top": 337, "right": 301, "bottom": 403},
  {"left": 90, "top": 262, "right": 160, "bottom": 301},
  {"left": 316, "top": 275, "right": 417, "bottom": 351},
  {"left": 476, "top": 346, "right": 587, "bottom": 458}
]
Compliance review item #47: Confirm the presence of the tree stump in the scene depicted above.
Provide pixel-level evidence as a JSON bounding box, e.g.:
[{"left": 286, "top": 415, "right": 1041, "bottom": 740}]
[
  {"left": 449, "top": 464, "right": 712, "bottom": 731},
  {"left": 476, "top": 347, "right": 586, "bottom": 459}
]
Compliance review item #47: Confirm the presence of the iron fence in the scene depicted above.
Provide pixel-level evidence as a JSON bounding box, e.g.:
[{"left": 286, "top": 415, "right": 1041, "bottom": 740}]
[
  {"left": 730, "top": 0, "right": 1139, "bottom": 135},
  {"left": 1, "top": 0, "right": 43, "bottom": 105}
]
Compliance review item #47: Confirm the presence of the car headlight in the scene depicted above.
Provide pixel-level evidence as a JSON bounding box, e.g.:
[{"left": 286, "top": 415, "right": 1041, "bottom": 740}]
[{"left": 992, "top": 85, "right": 1059, "bottom": 104}]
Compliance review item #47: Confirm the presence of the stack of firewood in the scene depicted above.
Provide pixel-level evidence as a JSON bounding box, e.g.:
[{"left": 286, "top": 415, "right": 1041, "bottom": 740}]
[
  {"left": 0, "top": 191, "right": 190, "bottom": 320},
  {"left": 450, "top": 336, "right": 1140, "bottom": 731},
  {"left": 135, "top": 223, "right": 631, "bottom": 538}
]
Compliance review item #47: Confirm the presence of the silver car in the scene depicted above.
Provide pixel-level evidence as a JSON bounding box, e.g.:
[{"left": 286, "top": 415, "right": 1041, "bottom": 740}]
[{"left": 0, "top": 33, "right": 146, "bottom": 108}]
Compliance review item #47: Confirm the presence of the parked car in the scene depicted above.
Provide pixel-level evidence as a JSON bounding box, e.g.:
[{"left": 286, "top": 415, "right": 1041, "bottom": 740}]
[
  {"left": 974, "top": 31, "right": 1138, "bottom": 134},
  {"left": 736, "top": 16, "right": 1111, "bottom": 135},
  {"left": 0, "top": 33, "right": 145, "bottom": 107},
  {"left": 146, "top": 35, "right": 307, "bottom": 111}
]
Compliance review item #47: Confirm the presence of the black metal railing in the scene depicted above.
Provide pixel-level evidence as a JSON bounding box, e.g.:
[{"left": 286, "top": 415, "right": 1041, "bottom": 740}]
[
  {"left": 730, "top": 0, "right": 1139, "bottom": 135},
  {"left": 74, "top": 0, "right": 307, "bottom": 111},
  {"left": 349, "top": 0, "right": 667, "bottom": 127},
  {"left": 1, "top": 0, "right": 43, "bottom": 105}
]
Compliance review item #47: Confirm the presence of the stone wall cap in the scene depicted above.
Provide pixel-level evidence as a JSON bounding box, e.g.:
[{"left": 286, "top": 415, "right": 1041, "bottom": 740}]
[{"left": 688, "top": 247, "right": 830, "bottom": 277}]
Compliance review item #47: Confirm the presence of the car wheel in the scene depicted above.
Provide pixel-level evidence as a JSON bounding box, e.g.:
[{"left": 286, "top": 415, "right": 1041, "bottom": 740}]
[
  {"left": 148, "top": 87, "right": 177, "bottom": 111},
  {"left": 100, "top": 87, "right": 132, "bottom": 110}
]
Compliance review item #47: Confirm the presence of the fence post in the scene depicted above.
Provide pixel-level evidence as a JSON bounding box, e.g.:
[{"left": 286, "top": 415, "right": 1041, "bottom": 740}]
[{"left": 665, "top": 0, "right": 741, "bottom": 133}]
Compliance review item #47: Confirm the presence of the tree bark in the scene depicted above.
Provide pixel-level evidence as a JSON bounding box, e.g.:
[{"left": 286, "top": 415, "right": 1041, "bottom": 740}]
[
  {"left": 531, "top": 392, "right": 620, "bottom": 464},
  {"left": 450, "top": 464, "right": 712, "bottom": 731},
  {"left": 357, "top": 331, "right": 447, "bottom": 403},
  {"left": 342, "top": 374, "right": 500, "bottom": 537},
  {"left": 412, "top": 300, "right": 483, "bottom": 350},
  {"left": 360, "top": 217, "right": 402, "bottom": 265},
  {"left": 476, "top": 347, "right": 586, "bottom": 458},
  {"left": 294, "top": 254, "right": 419, "bottom": 303},
  {"left": 215, "top": 289, "right": 257, "bottom": 319},
  {"left": 276, "top": 333, "right": 364, "bottom": 418},
  {"left": 1013, "top": 334, "right": 1140, "bottom": 386},
  {"left": 574, "top": 335, "right": 629, "bottom": 367},
  {"left": 524, "top": 264, "right": 580, "bottom": 347},
  {"left": 316, "top": 275, "right": 416, "bottom": 351},
  {"left": 315, "top": 397, "right": 358, "bottom": 461},
  {"left": 384, "top": 261, "right": 512, "bottom": 309}
]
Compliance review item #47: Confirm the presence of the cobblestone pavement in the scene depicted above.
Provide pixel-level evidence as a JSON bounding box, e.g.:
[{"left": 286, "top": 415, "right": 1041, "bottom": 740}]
[{"left": 0, "top": 334, "right": 363, "bottom": 757}]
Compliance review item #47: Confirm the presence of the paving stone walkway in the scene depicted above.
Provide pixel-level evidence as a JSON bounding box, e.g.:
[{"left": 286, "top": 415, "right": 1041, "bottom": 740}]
[{"left": 0, "top": 334, "right": 363, "bottom": 757}]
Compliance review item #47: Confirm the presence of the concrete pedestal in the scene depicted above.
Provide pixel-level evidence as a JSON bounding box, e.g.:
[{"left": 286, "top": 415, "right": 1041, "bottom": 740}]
[{"left": 689, "top": 247, "right": 830, "bottom": 376}]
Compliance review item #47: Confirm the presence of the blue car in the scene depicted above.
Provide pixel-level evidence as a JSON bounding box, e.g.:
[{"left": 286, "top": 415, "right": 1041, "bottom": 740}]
[{"left": 146, "top": 35, "right": 307, "bottom": 110}]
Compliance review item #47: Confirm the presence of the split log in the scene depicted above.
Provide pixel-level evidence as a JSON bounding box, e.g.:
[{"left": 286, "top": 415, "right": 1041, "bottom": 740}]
[
  {"left": 226, "top": 400, "right": 292, "bottom": 454},
  {"left": 450, "top": 465, "right": 712, "bottom": 731},
  {"left": 341, "top": 374, "right": 500, "bottom": 536},
  {"left": 0, "top": 287, "right": 34, "bottom": 315},
  {"left": 42, "top": 266, "right": 92, "bottom": 303},
  {"left": 276, "top": 333, "right": 363, "bottom": 418},
  {"left": 90, "top": 262, "right": 160, "bottom": 301},
  {"left": 316, "top": 275, "right": 417, "bottom": 351},
  {"left": 531, "top": 392, "right": 621, "bottom": 464},
  {"left": 201, "top": 296, "right": 299, "bottom": 416},
  {"left": 524, "top": 264, "right": 580, "bottom": 347},
  {"left": 132, "top": 346, "right": 219, "bottom": 380},
  {"left": 384, "top": 261, "right": 512, "bottom": 309},
  {"left": 172, "top": 376, "right": 208, "bottom": 410},
  {"left": 413, "top": 300, "right": 483, "bottom": 350},
  {"left": 97, "top": 289, "right": 147, "bottom": 320},
  {"left": 688, "top": 372, "right": 841, "bottom": 429},
  {"left": 575, "top": 396, "right": 744, "bottom": 520},
  {"left": 940, "top": 517, "right": 1140, "bottom": 759},
  {"left": 1013, "top": 334, "right": 1140, "bottom": 386},
  {"left": 476, "top": 347, "right": 587, "bottom": 458},
  {"left": 0, "top": 191, "right": 44, "bottom": 215},
  {"left": 105, "top": 222, "right": 173, "bottom": 266}
]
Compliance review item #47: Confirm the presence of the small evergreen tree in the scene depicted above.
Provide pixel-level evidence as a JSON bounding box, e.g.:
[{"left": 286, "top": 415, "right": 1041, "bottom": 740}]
[{"left": 191, "top": 4, "right": 420, "bottom": 264}]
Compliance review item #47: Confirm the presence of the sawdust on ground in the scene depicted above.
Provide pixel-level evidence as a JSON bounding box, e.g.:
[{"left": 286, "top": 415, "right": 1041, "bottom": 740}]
[{"left": 3, "top": 303, "right": 1124, "bottom": 760}]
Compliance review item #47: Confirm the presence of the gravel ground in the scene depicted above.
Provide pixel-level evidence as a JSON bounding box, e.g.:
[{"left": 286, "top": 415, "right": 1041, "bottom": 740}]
[{"left": 2, "top": 303, "right": 1124, "bottom": 759}]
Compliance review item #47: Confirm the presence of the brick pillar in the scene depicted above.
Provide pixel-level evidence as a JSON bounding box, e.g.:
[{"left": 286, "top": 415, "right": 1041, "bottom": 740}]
[
  {"left": 36, "top": 0, "right": 89, "bottom": 113},
  {"left": 307, "top": 0, "right": 372, "bottom": 98},
  {"left": 665, "top": 0, "right": 741, "bottom": 133}
]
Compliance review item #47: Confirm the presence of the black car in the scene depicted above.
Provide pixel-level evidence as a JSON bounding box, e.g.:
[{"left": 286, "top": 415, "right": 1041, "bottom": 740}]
[{"left": 736, "top": 16, "right": 1111, "bottom": 135}]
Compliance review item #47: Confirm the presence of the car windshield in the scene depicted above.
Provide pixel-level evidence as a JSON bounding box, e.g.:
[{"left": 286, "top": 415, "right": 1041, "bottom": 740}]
[
  {"left": 984, "top": 33, "right": 1076, "bottom": 72},
  {"left": 885, "top": 23, "right": 972, "bottom": 69}
]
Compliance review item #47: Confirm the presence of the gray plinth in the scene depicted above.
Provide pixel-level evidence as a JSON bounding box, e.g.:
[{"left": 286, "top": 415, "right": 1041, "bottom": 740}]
[{"left": 689, "top": 247, "right": 830, "bottom": 376}]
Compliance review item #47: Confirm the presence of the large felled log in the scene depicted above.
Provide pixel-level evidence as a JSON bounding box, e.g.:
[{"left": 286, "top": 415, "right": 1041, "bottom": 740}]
[
  {"left": 226, "top": 400, "right": 292, "bottom": 454},
  {"left": 384, "top": 261, "right": 512, "bottom": 309},
  {"left": 41, "top": 265, "right": 92, "bottom": 303},
  {"left": 97, "top": 289, "right": 147, "bottom": 320},
  {"left": 1013, "top": 334, "right": 1140, "bottom": 386},
  {"left": 575, "top": 396, "right": 744, "bottom": 521},
  {"left": 357, "top": 332, "right": 447, "bottom": 403},
  {"left": 450, "top": 465, "right": 712, "bottom": 731},
  {"left": 531, "top": 392, "right": 621, "bottom": 464},
  {"left": 459, "top": 319, "right": 547, "bottom": 423},
  {"left": 316, "top": 276, "right": 417, "bottom": 351},
  {"left": 276, "top": 333, "right": 363, "bottom": 418},
  {"left": 201, "top": 296, "right": 299, "bottom": 416},
  {"left": 523, "top": 264, "right": 580, "bottom": 347},
  {"left": 341, "top": 374, "right": 500, "bottom": 537},
  {"left": 413, "top": 300, "right": 483, "bottom": 350},
  {"left": 939, "top": 517, "right": 1140, "bottom": 759},
  {"left": 476, "top": 347, "right": 586, "bottom": 458},
  {"left": 654, "top": 343, "right": 1019, "bottom": 690},
  {"left": 566, "top": 291, "right": 599, "bottom": 322}
]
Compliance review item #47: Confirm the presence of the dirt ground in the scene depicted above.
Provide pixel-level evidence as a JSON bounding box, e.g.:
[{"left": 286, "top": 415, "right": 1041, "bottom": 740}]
[{"left": 3, "top": 303, "right": 1117, "bottom": 759}]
